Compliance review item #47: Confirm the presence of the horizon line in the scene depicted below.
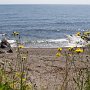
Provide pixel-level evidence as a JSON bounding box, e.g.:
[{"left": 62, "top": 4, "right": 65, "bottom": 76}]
[{"left": 0, "top": 3, "right": 90, "bottom": 5}]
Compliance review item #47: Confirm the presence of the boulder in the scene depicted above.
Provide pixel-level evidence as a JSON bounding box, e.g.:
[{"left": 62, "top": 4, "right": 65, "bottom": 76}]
[{"left": 0, "top": 38, "right": 13, "bottom": 53}]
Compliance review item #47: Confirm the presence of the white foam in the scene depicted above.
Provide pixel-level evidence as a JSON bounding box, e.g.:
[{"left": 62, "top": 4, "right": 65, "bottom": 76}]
[
  {"left": 0, "top": 39, "right": 16, "bottom": 47},
  {"left": 46, "top": 39, "right": 68, "bottom": 43},
  {"left": 0, "top": 33, "right": 87, "bottom": 48}
]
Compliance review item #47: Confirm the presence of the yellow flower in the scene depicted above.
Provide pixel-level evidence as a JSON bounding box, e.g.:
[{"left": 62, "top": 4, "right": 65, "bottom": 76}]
[
  {"left": 75, "top": 48, "right": 83, "bottom": 53},
  {"left": 26, "top": 82, "right": 33, "bottom": 90},
  {"left": 21, "top": 56, "right": 27, "bottom": 60},
  {"left": 76, "top": 32, "right": 81, "bottom": 36},
  {"left": 84, "top": 31, "right": 90, "bottom": 36},
  {"left": 22, "top": 78, "right": 26, "bottom": 82},
  {"left": 13, "top": 31, "right": 19, "bottom": 36},
  {"left": 68, "top": 47, "right": 74, "bottom": 51},
  {"left": 10, "top": 83, "right": 15, "bottom": 88},
  {"left": 58, "top": 48, "right": 62, "bottom": 52},
  {"left": 18, "top": 45, "right": 24, "bottom": 49},
  {"left": 15, "top": 72, "right": 21, "bottom": 77},
  {"left": 56, "top": 52, "right": 61, "bottom": 57}
]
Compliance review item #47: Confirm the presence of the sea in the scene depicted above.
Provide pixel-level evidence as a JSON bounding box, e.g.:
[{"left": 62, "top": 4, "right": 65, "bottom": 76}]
[{"left": 0, "top": 4, "right": 90, "bottom": 48}]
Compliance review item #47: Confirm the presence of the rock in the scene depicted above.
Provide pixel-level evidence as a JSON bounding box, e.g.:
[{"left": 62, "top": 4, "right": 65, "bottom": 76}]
[
  {"left": 7, "top": 49, "right": 13, "bottom": 53},
  {"left": 0, "top": 38, "right": 13, "bottom": 53}
]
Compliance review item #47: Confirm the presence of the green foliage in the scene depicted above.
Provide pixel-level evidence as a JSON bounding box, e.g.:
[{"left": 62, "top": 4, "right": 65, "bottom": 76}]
[{"left": 0, "top": 82, "right": 13, "bottom": 90}]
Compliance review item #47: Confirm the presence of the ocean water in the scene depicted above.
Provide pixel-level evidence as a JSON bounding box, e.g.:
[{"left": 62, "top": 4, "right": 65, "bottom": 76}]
[{"left": 0, "top": 4, "right": 90, "bottom": 47}]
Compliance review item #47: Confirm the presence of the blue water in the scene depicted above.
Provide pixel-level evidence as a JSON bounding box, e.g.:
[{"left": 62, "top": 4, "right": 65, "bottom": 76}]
[{"left": 0, "top": 4, "right": 90, "bottom": 47}]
